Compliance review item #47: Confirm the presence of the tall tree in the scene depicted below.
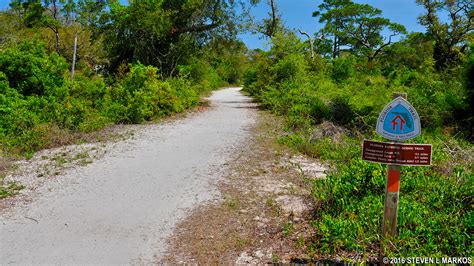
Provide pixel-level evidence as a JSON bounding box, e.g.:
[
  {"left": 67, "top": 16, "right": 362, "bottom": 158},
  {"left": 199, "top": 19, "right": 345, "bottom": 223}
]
[
  {"left": 416, "top": 0, "right": 473, "bottom": 70},
  {"left": 99, "top": 0, "right": 247, "bottom": 77},
  {"left": 313, "top": 0, "right": 352, "bottom": 58},
  {"left": 9, "top": 0, "right": 64, "bottom": 55},
  {"left": 313, "top": 0, "right": 406, "bottom": 60},
  {"left": 75, "top": 0, "right": 107, "bottom": 28},
  {"left": 339, "top": 3, "right": 406, "bottom": 61},
  {"left": 259, "top": 0, "right": 282, "bottom": 38},
  {"left": 0, "top": 10, "right": 23, "bottom": 48}
]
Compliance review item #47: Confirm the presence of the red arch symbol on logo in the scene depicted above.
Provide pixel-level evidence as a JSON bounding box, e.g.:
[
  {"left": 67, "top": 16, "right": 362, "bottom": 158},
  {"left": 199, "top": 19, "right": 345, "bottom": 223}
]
[{"left": 391, "top": 115, "right": 405, "bottom": 131}]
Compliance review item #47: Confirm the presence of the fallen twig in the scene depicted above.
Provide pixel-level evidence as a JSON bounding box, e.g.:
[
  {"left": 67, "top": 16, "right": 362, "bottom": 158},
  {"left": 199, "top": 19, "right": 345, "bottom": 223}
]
[{"left": 24, "top": 216, "right": 38, "bottom": 224}]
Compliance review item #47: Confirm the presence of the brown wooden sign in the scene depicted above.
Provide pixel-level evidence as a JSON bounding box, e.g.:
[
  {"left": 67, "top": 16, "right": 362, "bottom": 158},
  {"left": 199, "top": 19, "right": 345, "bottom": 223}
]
[{"left": 362, "top": 139, "right": 432, "bottom": 166}]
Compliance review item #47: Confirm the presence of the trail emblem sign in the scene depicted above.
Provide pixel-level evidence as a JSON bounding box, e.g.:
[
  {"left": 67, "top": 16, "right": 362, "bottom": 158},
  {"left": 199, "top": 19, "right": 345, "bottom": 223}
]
[
  {"left": 363, "top": 93, "right": 431, "bottom": 255},
  {"left": 376, "top": 97, "right": 420, "bottom": 141}
]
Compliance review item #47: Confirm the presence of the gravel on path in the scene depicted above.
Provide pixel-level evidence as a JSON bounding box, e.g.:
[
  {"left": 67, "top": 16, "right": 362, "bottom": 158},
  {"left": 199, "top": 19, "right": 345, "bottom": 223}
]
[{"left": 0, "top": 87, "right": 257, "bottom": 264}]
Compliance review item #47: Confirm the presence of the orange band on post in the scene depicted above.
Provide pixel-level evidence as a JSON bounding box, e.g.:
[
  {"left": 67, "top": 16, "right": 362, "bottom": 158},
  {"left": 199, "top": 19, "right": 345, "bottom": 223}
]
[{"left": 387, "top": 169, "right": 400, "bottom": 192}]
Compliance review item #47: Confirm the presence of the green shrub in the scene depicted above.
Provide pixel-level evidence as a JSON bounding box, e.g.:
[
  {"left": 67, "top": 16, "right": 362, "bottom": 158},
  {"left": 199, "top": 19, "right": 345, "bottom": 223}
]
[
  {"left": 287, "top": 104, "right": 313, "bottom": 130},
  {"left": 182, "top": 58, "right": 225, "bottom": 93},
  {"left": 310, "top": 136, "right": 472, "bottom": 257},
  {"left": 104, "top": 63, "right": 200, "bottom": 124},
  {"left": 0, "top": 86, "right": 40, "bottom": 137},
  {"left": 69, "top": 75, "right": 108, "bottom": 108},
  {"left": 0, "top": 59, "right": 203, "bottom": 155},
  {"left": 0, "top": 40, "right": 68, "bottom": 96},
  {"left": 271, "top": 53, "right": 308, "bottom": 83},
  {"left": 168, "top": 77, "right": 199, "bottom": 111},
  {"left": 331, "top": 56, "right": 356, "bottom": 82},
  {"left": 328, "top": 96, "right": 355, "bottom": 126},
  {"left": 242, "top": 51, "right": 273, "bottom": 97},
  {"left": 243, "top": 41, "right": 473, "bottom": 260},
  {"left": 310, "top": 98, "right": 331, "bottom": 125},
  {"left": 457, "top": 45, "right": 474, "bottom": 138},
  {"left": 406, "top": 72, "right": 465, "bottom": 129},
  {"left": 104, "top": 63, "right": 158, "bottom": 123}
]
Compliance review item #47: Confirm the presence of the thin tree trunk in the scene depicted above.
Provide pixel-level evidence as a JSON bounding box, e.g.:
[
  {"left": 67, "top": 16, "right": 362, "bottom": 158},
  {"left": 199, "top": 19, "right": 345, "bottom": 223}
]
[
  {"left": 51, "top": 0, "right": 60, "bottom": 55},
  {"left": 298, "top": 29, "right": 314, "bottom": 60},
  {"left": 55, "top": 29, "right": 60, "bottom": 55},
  {"left": 270, "top": 0, "right": 277, "bottom": 37},
  {"left": 71, "top": 30, "right": 78, "bottom": 80}
]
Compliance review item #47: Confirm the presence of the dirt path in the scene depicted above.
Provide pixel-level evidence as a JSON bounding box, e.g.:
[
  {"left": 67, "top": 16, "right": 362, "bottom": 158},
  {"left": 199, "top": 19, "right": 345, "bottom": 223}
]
[
  {"left": 0, "top": 87, "right": 257, "bottom": 264},
  {"left": 161, "top": 111, "right": 327, "bottom": 264}
]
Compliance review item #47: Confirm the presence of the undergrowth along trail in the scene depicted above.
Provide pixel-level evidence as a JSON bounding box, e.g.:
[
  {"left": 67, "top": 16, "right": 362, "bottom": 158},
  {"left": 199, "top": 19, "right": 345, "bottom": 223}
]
[{"left": 0, "top": 87, "right": 257, "bottom": 264}]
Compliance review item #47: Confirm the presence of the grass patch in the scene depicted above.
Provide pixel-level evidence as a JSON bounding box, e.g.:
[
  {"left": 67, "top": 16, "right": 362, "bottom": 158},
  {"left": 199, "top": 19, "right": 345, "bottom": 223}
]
[
  {"left": 243, "top": 36, "right": 473, "bottom": 259},
  {"left": 222, "top": 197, "right": 240, "bottom": 210},
  {"left": 0, "top": 173, "right": 24, "bottom": 199},
  {"left": 282, "top": 130, "right": 473, "bottom": 258},
  {"left": 282, "top": 221, "right": 294, "bottom": 237}
]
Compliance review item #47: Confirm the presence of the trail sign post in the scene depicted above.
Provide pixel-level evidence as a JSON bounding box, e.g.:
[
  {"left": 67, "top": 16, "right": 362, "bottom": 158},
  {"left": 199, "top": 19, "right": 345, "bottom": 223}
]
[
  {"left": 362, "top": 140, "right": 432, "bottom": 166},
  {"left": 362, "top": 93, "right": 432, "bottom": 262},
  {"left": 376, "top": 96, "right": 421, "bottom": 141}
]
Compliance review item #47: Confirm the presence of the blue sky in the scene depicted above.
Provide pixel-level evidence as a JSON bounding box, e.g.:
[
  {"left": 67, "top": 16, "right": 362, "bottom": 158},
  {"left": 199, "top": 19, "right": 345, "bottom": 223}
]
[
  {"left": 0, "top": 0, "right": 427, "bottom": 50},
  {"left": 240, "top": 0, "right": 427, "bottom": 50}
]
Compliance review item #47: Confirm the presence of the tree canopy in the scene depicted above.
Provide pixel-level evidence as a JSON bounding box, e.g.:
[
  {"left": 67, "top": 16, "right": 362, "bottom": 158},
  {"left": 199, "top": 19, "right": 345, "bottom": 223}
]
[
  {"left": 313, "top": 0, "right": 406, "bottom": 60},
  {"left": 416, "top": 0, "right": 473, "bottom": 70},
  {"left": 98, "top": 0, "right": 248, "bottom": 76}
]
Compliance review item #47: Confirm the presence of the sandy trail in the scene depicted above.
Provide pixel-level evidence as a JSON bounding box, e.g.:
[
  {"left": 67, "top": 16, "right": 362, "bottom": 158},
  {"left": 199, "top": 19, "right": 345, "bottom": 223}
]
[{"left": 0, "top": 87, "right": 256, "bottom": 264}]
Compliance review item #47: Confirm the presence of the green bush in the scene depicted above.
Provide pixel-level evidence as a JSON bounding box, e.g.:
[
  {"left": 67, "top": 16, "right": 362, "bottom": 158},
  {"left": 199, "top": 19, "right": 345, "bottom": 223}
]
[
  {"left": 457, "top": 46, "right": 474, "bottom": 139},
  {"left": 405, "top": 72, "right": 465, "bottom": 130},
  {"left": 287, "top": 104, "right": 313, "bottom": 129},
  {"left": 69, "top": 75, "right": 108, "bottom": 107},
  {"left": 0, "top": 40, "right": 68, "bottom": 96},
  {"left": 242, "top": 51, "right": 273, "bottom": 97},
  {"left": 168, "top": 77, "right": 199, "bottom": 111},
  {"left": 328, "top": 96, "right": 355, "bottom": 126},
  {"left": 243, "top": 38, "right": 473, "bottom": 260},
  {"left": 310, "top": 137, "right": 472, "bottom": 257},
  {"left": 331, "top": 56, "right": 356, "bottom": 82},
  {"left": 0, "top": 86, "right": 46, "bottom": 154},
  {"left": 0, "top": 51, "right": 207, "bottom": 156},
  {"left": 104, "top": 63, "right": 200, "bottom": 124},
  {"left": 310, "top": 98, "right": 331, "bottom": 125},
  {"left": 181, "top": 58, "right": 225, "bottom": 94},
  {"left": 0, "top": 85, "right": 37, "bottom": 138},
  {"left": 271, "top": 53, "right": 308, "bottom": 83}
]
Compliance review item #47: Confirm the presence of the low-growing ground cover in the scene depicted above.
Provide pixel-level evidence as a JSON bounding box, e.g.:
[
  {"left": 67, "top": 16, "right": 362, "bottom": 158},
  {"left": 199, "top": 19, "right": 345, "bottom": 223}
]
[{"left": 243, "top": 32, "right": 473, "bottom": 259}]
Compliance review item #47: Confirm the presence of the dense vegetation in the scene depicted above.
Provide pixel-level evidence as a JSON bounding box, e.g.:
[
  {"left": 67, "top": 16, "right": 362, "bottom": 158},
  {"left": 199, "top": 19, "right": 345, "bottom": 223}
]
[
  {"left": 243, "top": 0, "right": 472, "bottom": 260},
  {"left": 0, "top": 0, "right": 251, "bottom": 198},
  {"left": 0, "top": 0, "right": 250, "bottom": 158},
  {"left": 0, "top": 0, "right": 472, "bottom": 261}
]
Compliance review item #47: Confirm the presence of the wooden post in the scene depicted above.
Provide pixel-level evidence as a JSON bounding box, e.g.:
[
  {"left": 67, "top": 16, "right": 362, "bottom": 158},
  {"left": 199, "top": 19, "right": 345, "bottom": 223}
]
[
  {"left": 381, "top": 92, "right": 406, "bottom": 237},
  {"left": 382, "top": 165, "right": 400, "bottom": 236},
  {"left": 380, "top": 92, "right": 406, "bottom": 264},
  {"left": 382, "top": 92, "right": 407, "bottom": 237}
]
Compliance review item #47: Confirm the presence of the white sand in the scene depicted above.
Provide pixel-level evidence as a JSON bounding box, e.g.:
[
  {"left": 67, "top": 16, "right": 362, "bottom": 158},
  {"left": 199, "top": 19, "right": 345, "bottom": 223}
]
[{"left": 0, "top": 87, "right": 257, "bottom": 264}]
